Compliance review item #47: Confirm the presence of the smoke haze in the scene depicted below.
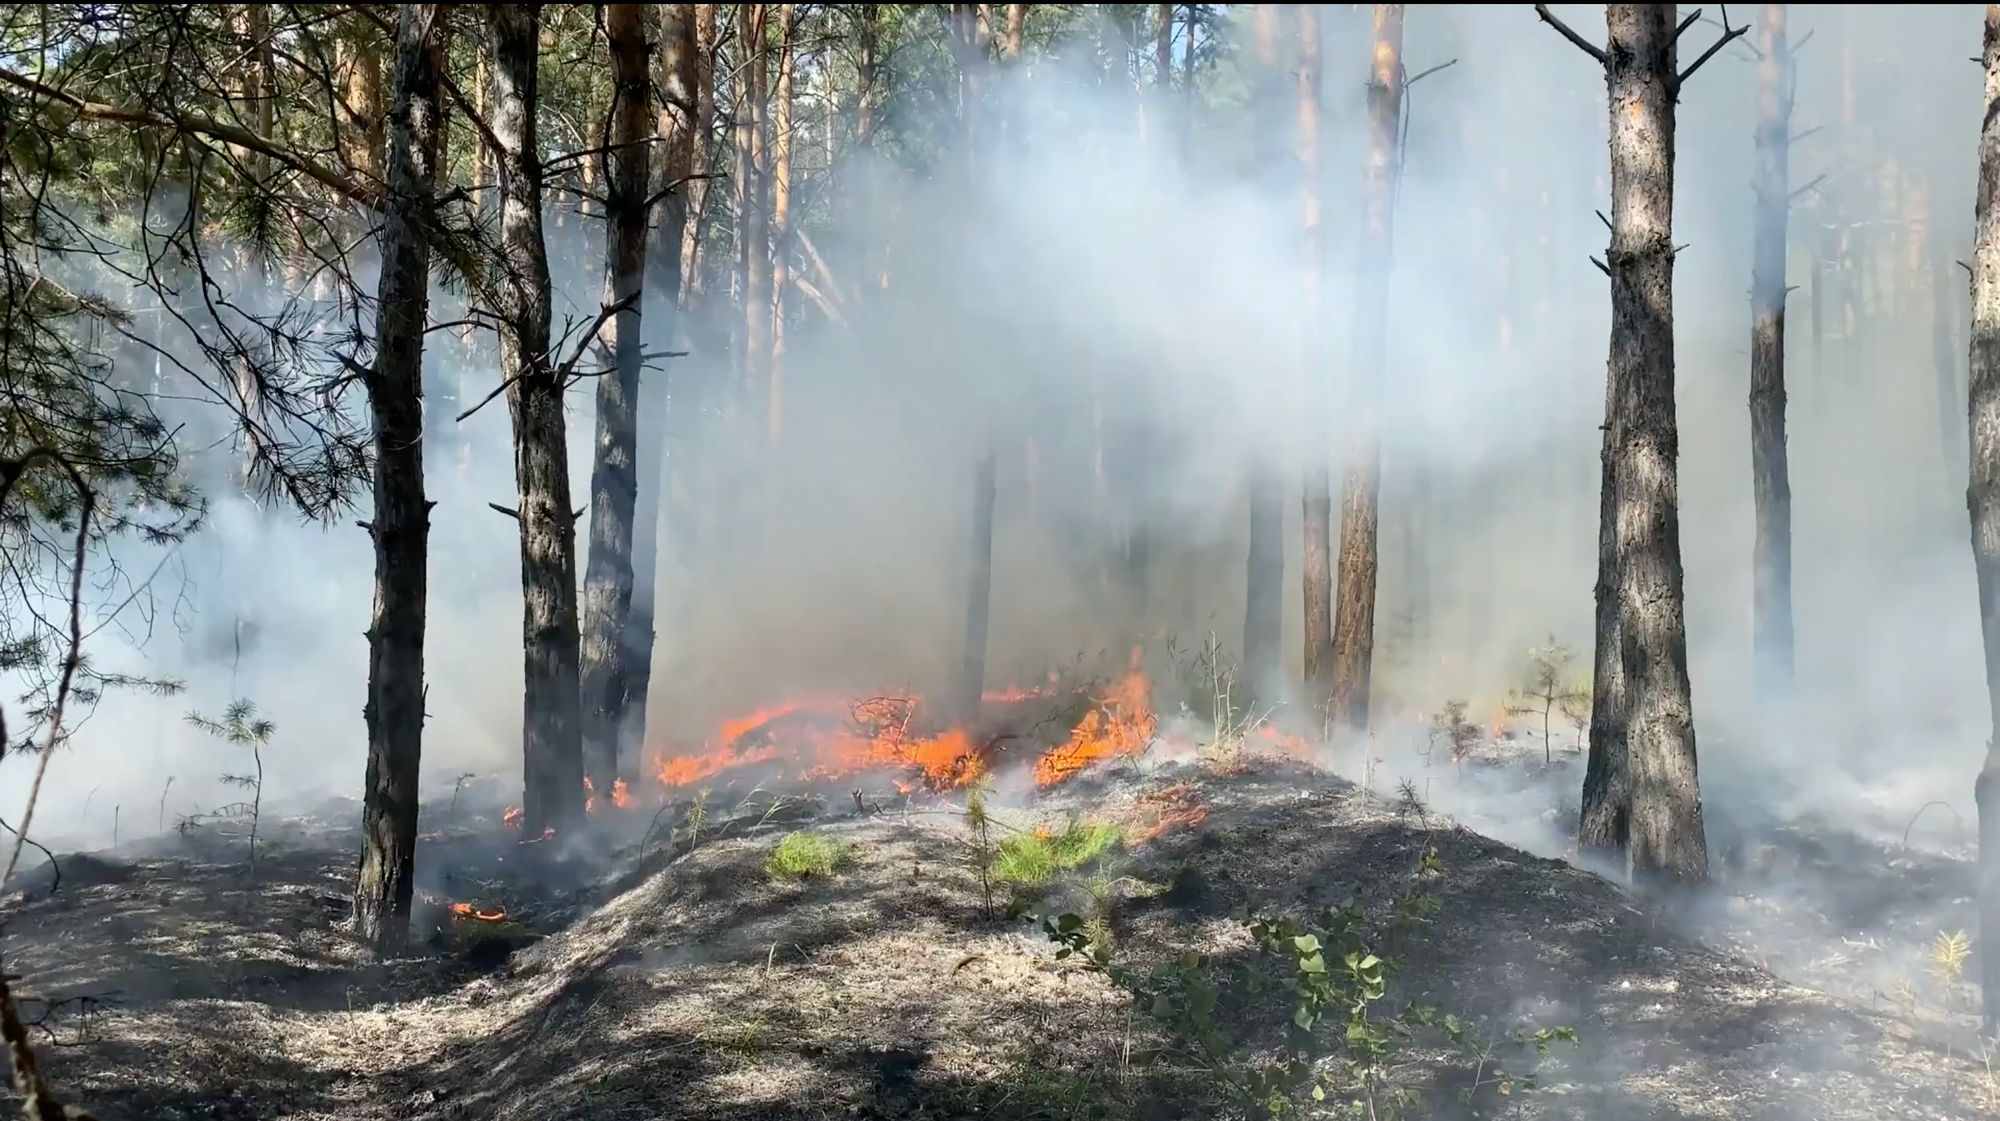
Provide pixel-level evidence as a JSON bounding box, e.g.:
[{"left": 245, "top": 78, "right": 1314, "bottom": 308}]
[{"left": 5, "top": 3, "right": 1987, "bottom": 862}]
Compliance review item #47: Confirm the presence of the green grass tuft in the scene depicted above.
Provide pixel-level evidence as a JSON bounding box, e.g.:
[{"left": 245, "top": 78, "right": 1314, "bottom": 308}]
[
  {"left": 764, "top": 830, "right": 850, "bottom": 881},
  {"left": 993, "top": 819, "right": 1123, "bottom": 887}
]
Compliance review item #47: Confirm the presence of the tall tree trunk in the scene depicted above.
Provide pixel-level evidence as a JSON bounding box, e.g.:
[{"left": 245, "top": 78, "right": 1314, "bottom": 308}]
[
  {"left": 739, "top": 4, "right": 771, "bottom": 448},
  {"left": 1575, "top": 3, "right": 1707, "bottom": 886},
  {"left": 1297, "top": 4, "right": 1334, "bottom": 708},
  {"left": 1004, "top": 4, "right": 1025, "bottom": 59},
  {"left": 680, "top": 5, "right": 718, "bottom": 303},
  {"left": 578, "top": 3, "right": 654, "bottom": 796},
  {"left": 1242, "top": 2, "right": 1284, "bottom": 699},
  {"left": 950, "top": 2, "right": 996, "bottom": 726},
  {"left": 352, "top": 1, "right": 445, "bottom": 952},
  {"left": 236, "top": 3, "right": 275, "bottom": 493},
  {"left": 627, "top": 2, "right": 702, "bottom": 787},
  {"left": 487, "top": 3, "right": 584, "bottom": 834},
  {"left": 857, "top": 5, "right": 879, "bottom": 148},
  {"left": 342, "top": 21, "right": 387, "bottom": 182},
  {"left": 1937, "top": 223, "right": 1967, "bottom": 485},
  {"left": 1968, "top": 1, "right": 2000, "bottom": 1037},
  {"left": 769, "top": 5, "right": 795, "bottom": 445},
  {"left": 1749, "top": 2, "right": 1796, "bottom": 725},
  {"left": 1328, "top": 4, "right": 1403, "bottom": 738}
]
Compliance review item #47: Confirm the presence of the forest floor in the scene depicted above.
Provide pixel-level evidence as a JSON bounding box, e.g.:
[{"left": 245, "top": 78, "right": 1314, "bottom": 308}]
[{"left": 3, "top": 747, "right": 1994, "bottom": 1121}]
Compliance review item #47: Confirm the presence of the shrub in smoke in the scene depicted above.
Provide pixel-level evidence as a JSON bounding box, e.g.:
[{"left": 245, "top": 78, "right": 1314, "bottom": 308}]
[
  {"left": 1429, "top": 700, "right": 1481, "bottom": 775},
  {"left": 1505, "top": 637, "right": 1589, "bottom": 766},
  {"left": 185, "top": 699, "right": 273, "bottom": 877}
]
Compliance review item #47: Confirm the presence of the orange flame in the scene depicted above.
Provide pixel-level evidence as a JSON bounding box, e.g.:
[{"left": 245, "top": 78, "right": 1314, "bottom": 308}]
[
  {"left": 646, "top": 660, "right": 1157, "bottom": 794},
  {"left": 450, "top": 901, "right": 507, "bottom": 922},
  {"left": 501, "top": 805, "right": 524, "bottom": 827},
  {"left": 1032, "top": 663, "right": 1156, "bottom": 786}
]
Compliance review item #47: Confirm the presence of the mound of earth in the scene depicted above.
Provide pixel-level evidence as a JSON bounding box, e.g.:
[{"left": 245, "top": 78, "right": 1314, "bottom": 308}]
[{"left": 2, "top": 760, "right": 1989, "bottom": 1120}]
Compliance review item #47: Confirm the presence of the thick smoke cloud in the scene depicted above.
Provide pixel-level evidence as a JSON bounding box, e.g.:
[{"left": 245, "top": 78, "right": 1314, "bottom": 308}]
[{"left": 4, "top": 4, "right": 1988, "bottom": 858}]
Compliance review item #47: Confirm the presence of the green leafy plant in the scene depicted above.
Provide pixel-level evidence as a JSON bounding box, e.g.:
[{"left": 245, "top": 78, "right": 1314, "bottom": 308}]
[
  {"left": 966, "top": 776, "right": 999, "bottom": 916},
  {"left": 1030, "top": 854, "right": 1575, "bottom": 1119},
  {"left": 763, "top": 829, "right": 849, "bottom": 881},
  {"left": 186, "top": 699, "right": 274, "bottom": 876}
]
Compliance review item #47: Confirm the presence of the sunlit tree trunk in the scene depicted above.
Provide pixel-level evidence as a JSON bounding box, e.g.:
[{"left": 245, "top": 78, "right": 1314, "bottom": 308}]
[
  {"left": 1328, "top": 4, "right": 1403, "bottom": 738},
  {"left": 340, "top": 21, "right": 386, "bottom": 182},
  {"left": 1967, "top": 1, "right": 2000, "bottom": 1036},
  {"left": 627, "top": 2, "right": 703, "bottom": 781},
  {"left": 1748, "top": 2, "right": 1797, "bottom": 726},
  {"left": 487, "top": 3, "right": 585, "bottom": 833},
  {"left": 769, "top": 5, "right": 795, "bottom": 446},
  {"left": 578, "top": 3, "right": 654, "bottom": 795},
  {"left": 739, "top": 4, "right": 771, "bottom": 447},
  {"left": 353, "top": 1, "right": 445, "bottom": 953},
  {"left": 1297, "top": 4, "right": 1333, "bottom": 709},
  {"left": 1242, "top": 2, "right": 1284, "bottom": 699},
  {"left": 1573, "top": 3, "right": 1707, "bottom": 886}
]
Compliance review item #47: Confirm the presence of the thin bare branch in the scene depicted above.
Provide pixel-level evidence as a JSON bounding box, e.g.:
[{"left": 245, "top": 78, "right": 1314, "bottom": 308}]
[{"left": 1533, "top": 4, "right": 1607, "bottom": 66}]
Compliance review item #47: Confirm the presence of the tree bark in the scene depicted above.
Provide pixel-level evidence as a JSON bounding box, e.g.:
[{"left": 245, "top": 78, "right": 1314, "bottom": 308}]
[
  {"left": 1968, "top": 2, "right": 2000, "bottom": 1036},
  {"left": 1241, "top": 2, "right": 1284, "bottom": 698},
  {"left": 1937, "top": 223, "right": 1967, "bottom": 486},
  {"left": 577, "top": 3, "right": 653, "bottom": 796},
  {"left": 769, "top": 5, "right": 795, "bottom": 445},
  {"left": 1296, "top": 4, "right": 1333, "bottom": 708},
  {"left": 626, "top": 2, "right": 701, "bottom": 789},
  {"left": 1579, "top": 4, "right": 1707, "bottom": 886},
  {"left": 679, "top": 5, "right": 718, "bottom": 304},
  {"left": 486, "top": 3, "right": 584, "bottom": 834},
  {"left": 950, "top": 2, "right": 995, "bottom": 726},
  {"left": 352, "top": 1, "right": 445, "bottom": 953},
  {"left": 1328, "top": 4, "right": 1403, "bottom": 738},
  {"left": 341, "top": 19, "right": 387, "bottom": 182},
  {"left": 1748, "top": 2, "right": 1796, "bottom": 726},
  {"left": 738, "top": 4, "right": 771, "bottom": 446}
]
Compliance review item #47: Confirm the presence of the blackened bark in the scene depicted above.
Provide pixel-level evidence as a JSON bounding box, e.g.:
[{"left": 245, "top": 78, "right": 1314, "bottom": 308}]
[
  {"left": 1967, "top": 2, "right": 2000, "bottom": 1035},
  {"left": 1748, "top": 2, "right": 1796, "bottom": 723},
  {"left": 1297, "top": 5, "right": 1334, "bottom": 704},
  {"left": 578, "top": 3, "right": 653, "bottom": 794},
  {"left": 487, "top": 3, "right": 584, "bottom": 833},
  {"left": 352, "top": 1, "right": 444, "bottom": 953},
  {"left": 1595, "top": 4, "right": 1706, "bottom": 886},
  {"left": 1328, "top": 3, "right": 1403, "bottom": 737},
  {"left": 626, "top": 2, "right": 701, "bottom": 781},
  {"left": 1241, "top": 2, "right": 1284, "bottom": 697}
]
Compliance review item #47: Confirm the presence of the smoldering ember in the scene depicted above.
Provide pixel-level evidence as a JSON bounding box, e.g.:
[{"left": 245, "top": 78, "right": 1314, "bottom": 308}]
[{"left": 4, "top": 3, "right": 2000, "bottom": 1119}]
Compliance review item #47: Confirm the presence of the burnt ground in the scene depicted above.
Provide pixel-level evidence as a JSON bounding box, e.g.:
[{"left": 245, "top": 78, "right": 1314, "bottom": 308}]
[{"left": 1, "top": 756, "right": 1993, "bottom": 1121}]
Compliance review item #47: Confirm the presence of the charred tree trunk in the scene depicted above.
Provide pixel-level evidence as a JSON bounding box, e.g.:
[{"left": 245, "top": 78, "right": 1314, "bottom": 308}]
[
  {"left": 1969, "top": 2, "right": 2000, "bottom": 1036},
  {"left": 950, "top": 2, "right": 996, "bottom": 726},
  {"left": 626, "top": 3, "right": 701, "bottom": 784},
  {"left": 1328, "top": 4, "right": 1403, "bottom": 738},
  {"left": 1549, "top": 2, "right": 1709, "bottom": 886},
  {"left": 578, "top": 3, "right": 654, "bottom": 795},
  {"left": 1748, "top": 2, "right": 1796, "bottom": 725},
  {"left": 352, "top": 1, "right": 445, "bottom": 953},
  {"left": 1297, "top": 4, "right": 1334, "bottom": 708},
  {"left": 1242, "top": 2, "right": 1284, "bottom": 698},
  {"left": 769, "top": 6, "right": 795, "bottom": 445},
  {"left": 487, "top": 3, "right": 584, "bottom": 834}
]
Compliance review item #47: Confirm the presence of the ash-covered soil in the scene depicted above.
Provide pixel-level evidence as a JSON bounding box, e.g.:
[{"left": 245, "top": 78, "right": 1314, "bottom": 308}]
[{"left": 2, "top": 758, "right": 1991, "bottom": 1121}]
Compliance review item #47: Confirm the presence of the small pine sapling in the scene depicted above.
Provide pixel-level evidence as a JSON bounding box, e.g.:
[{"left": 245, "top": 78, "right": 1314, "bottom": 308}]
[
  {"left": 964, "top": 775, "right": 997, "bottom": 917},
  {"left": 1429, "top": 701, "right": 1481, "bottom": 776},
  {"left": 1559, "top": 673, "right": 1592, "bottom": 753},
  {"left": 1505, "top": 637, "right": 1588, "bottom": 765},
  {"left": 187, "top": 699, "right": 274, "bottom": 876}
]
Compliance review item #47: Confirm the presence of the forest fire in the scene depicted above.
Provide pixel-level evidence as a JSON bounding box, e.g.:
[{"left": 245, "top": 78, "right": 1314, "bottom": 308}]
[
  {"left": 646, "top": 662, "right": 1157, "bottom": 795},
  {"left": 449, "top": 901, "right": 507, "bottom": 922}
]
